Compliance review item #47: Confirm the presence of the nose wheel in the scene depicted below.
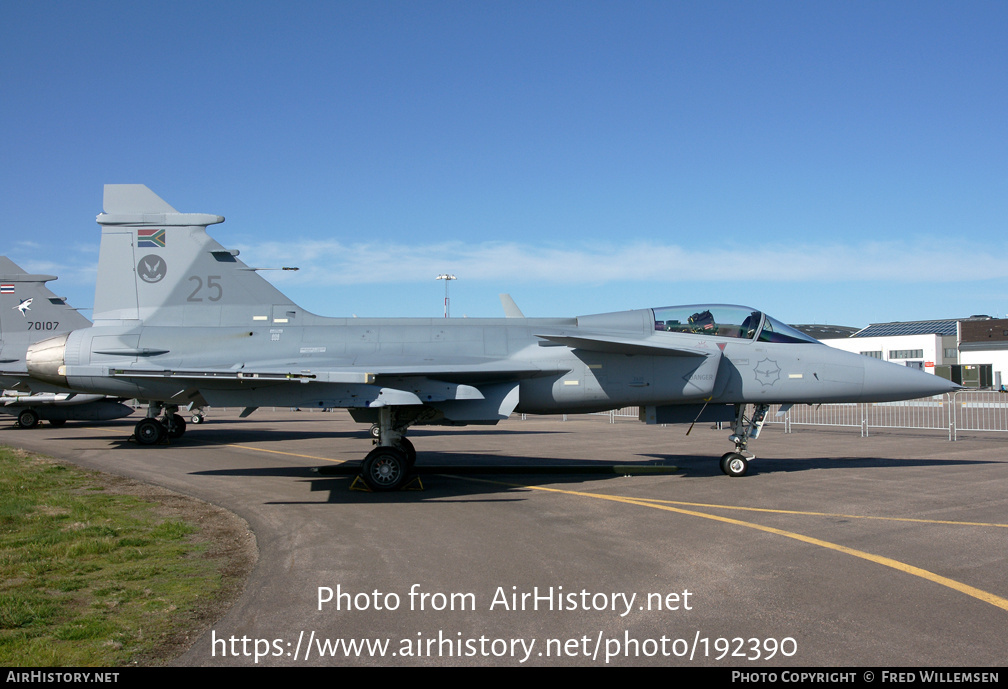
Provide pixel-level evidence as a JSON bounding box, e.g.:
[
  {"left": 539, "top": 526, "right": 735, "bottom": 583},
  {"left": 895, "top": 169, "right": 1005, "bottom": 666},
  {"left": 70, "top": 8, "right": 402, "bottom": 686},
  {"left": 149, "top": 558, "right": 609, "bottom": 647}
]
[
  {"left": 719, "top": 403, "right": 769, "bottom": 476},
  {"left": 720, "top": 452, "right": 750, "bottom": 477}
]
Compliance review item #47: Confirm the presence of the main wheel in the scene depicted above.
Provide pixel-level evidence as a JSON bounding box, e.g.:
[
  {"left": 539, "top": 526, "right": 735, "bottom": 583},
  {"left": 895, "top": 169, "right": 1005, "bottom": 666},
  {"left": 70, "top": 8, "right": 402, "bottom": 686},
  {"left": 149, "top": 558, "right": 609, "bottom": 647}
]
[
  {"left": 361, "top": 446, "right": 408, "bottom": 492},
  {"left": 17, "top": 409, "right": 40, "bottom": 429},
  {"left": 167, "top": 414, "right": 187, "bottom": 439},
  {"left": 369, "top": 424, "right": 381, "bottom": 439},
  {"left": 135, "top": 418, "right": 166, "bottom": 446},
  {"left": 395, "top": 437, "right": 417, "bottom": 468},
  {"left": 722, "top": 452, "right": 749, "bottom": 477},
  {"left": 191, "top": 413, "right": 204, "bottom": 424}
]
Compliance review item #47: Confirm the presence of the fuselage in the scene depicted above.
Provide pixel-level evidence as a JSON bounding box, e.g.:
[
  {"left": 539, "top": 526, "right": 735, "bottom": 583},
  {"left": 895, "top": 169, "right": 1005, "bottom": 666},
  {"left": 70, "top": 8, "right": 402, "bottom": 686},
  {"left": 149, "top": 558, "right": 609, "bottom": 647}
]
[{"left": 25, "top": 304, "right": 958, "bottom": 421}]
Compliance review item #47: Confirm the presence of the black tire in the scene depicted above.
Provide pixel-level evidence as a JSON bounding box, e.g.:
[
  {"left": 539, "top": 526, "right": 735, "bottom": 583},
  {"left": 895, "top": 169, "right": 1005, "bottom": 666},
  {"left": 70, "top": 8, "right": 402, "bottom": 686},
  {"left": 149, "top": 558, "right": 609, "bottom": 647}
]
[
  {"left": 395, "top": 437, "right": 417, "bottom": 468},
  {"left": 135, "top": 418, "right": 165, "bottom": 446},
  {"left": 369, "top": 424, "right": 381, "bottom": 439},
  {"left": 48, "top": 419, "right": 67, "bottom": 427},
  {"left": 17, "top": 409, "right": 40, "bottom": 429},
  {"left": 723, "top": 452, "right": 749, "bottom": 477},
  {"left": 167, "top": 414, "right": 186, "bottom": 439},
  {"left": 191, "top": 414, "right": 204, "bottom": 424},
  {"left": 719, "top": 452, "right": 733, "bottom": 475},
  {"left": 361, "top": 446, "right": 408, "bottom": 492}
]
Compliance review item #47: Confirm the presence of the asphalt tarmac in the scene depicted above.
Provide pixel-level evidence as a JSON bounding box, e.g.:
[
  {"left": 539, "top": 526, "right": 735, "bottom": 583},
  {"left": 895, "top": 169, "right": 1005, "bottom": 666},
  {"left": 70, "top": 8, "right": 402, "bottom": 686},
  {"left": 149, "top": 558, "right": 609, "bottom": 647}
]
[{"left": 4, "top": 409, "right": 1006, "bottom": 667}]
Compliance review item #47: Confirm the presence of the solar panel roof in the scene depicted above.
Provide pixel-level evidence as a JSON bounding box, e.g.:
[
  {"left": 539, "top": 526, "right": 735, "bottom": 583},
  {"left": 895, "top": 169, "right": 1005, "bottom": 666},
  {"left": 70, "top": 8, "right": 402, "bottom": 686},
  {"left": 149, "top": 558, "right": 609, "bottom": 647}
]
[
  {"left": 792, "top": 324, "right": 860, "bottom": 339},
  {"left": 853, "top": 319, "right": 959, "bottom": 337}
]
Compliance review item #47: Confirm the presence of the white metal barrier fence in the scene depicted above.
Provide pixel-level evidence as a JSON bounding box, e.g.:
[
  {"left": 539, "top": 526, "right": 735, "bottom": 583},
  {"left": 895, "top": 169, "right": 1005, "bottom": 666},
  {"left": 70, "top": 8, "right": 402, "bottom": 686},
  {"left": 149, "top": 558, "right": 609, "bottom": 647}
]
[
  {"left": 586, "top": 391, "right": 1008, "bottom": 440},
  {"left": 770, "top": 395, "right": 954, "bottom": 439},
  {"left": 773, "top": 402, "right": 866, "bottom": 434},
  {"left": 951, "top": 391, "right": 1008, "bottom": 439}
]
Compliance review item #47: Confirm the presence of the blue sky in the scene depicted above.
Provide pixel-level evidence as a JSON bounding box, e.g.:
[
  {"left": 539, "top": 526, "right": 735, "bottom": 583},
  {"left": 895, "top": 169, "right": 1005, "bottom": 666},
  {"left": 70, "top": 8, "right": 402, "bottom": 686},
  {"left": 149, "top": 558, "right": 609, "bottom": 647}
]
[{"left": 2, "top": 1, "right": 1006, "bottom": 327}]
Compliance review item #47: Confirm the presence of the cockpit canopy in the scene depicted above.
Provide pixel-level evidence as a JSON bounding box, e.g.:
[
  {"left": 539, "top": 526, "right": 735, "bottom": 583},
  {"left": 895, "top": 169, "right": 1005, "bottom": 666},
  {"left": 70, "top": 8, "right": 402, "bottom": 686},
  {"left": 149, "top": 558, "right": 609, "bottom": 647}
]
[{"left": 652, "top": 305, "right": 820, "bottom": 344}]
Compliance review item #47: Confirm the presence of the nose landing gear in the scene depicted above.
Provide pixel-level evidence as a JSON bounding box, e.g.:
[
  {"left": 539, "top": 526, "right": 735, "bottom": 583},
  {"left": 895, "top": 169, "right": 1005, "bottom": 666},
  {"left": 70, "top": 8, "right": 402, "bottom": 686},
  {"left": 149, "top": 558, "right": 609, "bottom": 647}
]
[{"left": 720, "top": 403, "right": 769, "bottom": 477}]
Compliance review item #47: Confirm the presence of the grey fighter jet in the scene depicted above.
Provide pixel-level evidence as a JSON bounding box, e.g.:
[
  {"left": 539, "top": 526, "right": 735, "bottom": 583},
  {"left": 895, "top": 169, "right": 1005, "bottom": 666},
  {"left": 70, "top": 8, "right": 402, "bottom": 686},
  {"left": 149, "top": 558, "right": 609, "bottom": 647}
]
[
  {"left": 0, "top": 257, "right": 134, "bottom": 427},
  {"left": 25, "top": 186, "right": 958, "bottom": 488}
]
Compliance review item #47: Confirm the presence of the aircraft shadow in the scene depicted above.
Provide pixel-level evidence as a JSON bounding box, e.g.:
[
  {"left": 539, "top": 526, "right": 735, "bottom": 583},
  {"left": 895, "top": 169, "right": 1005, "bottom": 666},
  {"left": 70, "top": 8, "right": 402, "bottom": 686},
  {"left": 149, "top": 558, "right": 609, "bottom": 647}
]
[
  {"left": 329, "top": 452, "right": 993, "bottom": 502},
  {"left": 36, "top": 426, "right": 564, "bottom": 447},
  {"left": 638, "top": 452, "right": 995, "bottom": 477},
  {"left": 192, "top": 451, "right": 682, "bottom": 504}
]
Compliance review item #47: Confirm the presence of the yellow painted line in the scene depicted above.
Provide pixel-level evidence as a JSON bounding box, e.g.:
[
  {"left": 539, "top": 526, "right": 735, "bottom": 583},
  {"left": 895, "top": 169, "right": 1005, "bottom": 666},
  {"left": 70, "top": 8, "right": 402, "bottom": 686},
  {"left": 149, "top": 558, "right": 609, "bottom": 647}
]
[
  {"left": 93, "top": 425, "right": 346, "bottom": 463},
  {"left": 456, "top": 476, "right": 1008, "bottom": 613},
  {"left": 224, "top": 443, "right": 346, "bottom": 463},
  {"left": 630, "top": 497, "right": 1008, "bottom": 529},
  {"left": 90, "top": 424, "right": 1008, "bottom": 610}
]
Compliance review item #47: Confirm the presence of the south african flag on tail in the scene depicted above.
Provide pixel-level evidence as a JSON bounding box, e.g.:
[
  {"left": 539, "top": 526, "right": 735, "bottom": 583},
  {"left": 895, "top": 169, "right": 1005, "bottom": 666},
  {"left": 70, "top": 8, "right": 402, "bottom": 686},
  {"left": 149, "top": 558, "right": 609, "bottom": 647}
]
[{"left": 138, "top": 229, "right": 166, "bottom": 248}]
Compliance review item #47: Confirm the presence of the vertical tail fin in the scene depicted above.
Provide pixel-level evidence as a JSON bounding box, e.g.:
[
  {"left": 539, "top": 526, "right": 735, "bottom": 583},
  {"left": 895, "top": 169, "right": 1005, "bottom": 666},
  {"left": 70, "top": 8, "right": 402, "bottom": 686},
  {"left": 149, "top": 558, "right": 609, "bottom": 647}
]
[
  {"left": 0, "top": 257, "right": 91, "bottom": 372},
  {"left": 94, "top": 185, "right": 302, "bottom": 326}
]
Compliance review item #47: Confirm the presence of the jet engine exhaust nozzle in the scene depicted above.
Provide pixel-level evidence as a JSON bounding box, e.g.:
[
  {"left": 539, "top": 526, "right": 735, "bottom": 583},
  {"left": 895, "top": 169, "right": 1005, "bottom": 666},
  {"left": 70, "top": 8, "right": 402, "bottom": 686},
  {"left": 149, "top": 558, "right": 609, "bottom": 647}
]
[{"left": 25, "top": 333, "right": 70, "bottom": 388}]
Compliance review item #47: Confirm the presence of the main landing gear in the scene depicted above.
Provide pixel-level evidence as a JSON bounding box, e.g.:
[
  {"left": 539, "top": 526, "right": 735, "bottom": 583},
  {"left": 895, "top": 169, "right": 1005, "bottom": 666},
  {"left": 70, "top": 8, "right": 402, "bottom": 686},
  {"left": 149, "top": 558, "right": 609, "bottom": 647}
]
[
  {"left": 356, "top": 408, "right": 425, "bottom": 492},
  {"left": 720, "top": 403, "right": 770, "bottom": 477},
  {"left": 132, "top": 404, "right": 187, "bottom": 446},
  {"left": 13, "top": 409, "right": 63, "bottom": 429},
  {"left": 16, "top": 408, "right": 40, "bottom": 429}
]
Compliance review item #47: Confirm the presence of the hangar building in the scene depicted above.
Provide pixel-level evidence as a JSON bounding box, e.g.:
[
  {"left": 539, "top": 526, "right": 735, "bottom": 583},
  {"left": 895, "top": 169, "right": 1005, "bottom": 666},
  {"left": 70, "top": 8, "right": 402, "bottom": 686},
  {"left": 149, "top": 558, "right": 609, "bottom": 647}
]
[{"left": 814, "top": 317, "right": 1006, "bottom": 389}]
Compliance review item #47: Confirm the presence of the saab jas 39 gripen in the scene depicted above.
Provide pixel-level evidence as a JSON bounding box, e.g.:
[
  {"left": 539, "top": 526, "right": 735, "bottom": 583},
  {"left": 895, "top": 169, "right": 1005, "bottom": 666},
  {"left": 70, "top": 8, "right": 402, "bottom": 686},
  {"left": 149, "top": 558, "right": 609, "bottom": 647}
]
[
  {"left": 24, "top": 185, "right": 958, "bottom": 489},
  {"left": 0, "top": 257, "right": 134, "bottom": 428}
]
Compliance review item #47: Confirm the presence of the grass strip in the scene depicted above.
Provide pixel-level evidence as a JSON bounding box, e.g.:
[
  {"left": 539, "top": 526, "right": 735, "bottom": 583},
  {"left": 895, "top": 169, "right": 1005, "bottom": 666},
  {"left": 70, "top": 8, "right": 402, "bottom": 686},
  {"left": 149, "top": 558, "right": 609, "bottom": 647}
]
[{"left": 0, "top": 446, "right": 253, "bottom": 666}]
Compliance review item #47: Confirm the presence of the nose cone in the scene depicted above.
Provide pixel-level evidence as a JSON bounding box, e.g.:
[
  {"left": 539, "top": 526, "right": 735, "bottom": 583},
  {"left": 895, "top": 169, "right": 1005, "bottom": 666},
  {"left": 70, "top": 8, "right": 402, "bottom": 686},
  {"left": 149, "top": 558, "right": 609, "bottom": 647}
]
[{"left": 860, "top": 356, "right": 961, "bottom": 402}]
